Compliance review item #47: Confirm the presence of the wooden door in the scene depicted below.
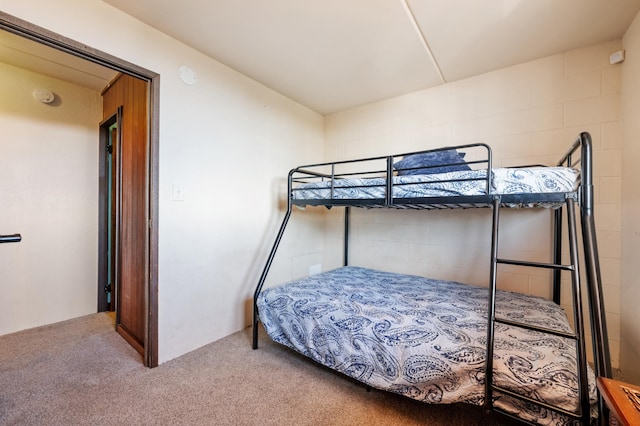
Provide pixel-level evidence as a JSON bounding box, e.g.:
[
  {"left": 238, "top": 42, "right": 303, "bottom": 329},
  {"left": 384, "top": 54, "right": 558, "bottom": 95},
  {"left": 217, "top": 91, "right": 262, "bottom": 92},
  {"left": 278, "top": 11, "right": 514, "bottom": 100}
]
[{"left": 102, "top": 74, "right": 149, "bottom": 356}]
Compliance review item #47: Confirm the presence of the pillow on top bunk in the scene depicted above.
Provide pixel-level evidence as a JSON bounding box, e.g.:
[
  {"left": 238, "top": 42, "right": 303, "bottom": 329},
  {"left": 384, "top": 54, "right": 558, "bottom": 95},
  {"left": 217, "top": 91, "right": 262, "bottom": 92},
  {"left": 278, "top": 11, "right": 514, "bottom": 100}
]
[{"left": 394, "top": 149, "right": 471, "bottom": 176}]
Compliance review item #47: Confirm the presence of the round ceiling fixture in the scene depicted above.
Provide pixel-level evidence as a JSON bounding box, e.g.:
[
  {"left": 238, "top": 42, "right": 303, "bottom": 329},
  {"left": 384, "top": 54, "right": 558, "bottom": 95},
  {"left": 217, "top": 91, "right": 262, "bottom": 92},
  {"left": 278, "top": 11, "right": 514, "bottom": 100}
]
[{"left": 33, "top": 88, "right": 55, "bottom": 104}]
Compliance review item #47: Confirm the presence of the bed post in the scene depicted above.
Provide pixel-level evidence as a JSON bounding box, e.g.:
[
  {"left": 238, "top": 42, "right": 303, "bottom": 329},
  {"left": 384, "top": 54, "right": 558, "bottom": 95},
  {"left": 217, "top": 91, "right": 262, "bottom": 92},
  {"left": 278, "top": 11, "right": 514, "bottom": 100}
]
[
  {"left": 484, "top": 196, "right": 501, "bottom": 414},
  {"left": 252, "top": 207, "right": 292, "bottom": 349},
  {"left": 579, "top": 132, "right": 611, "bottom": 380},
  {"left": 253, "top": 171, "right": 296, "bottom": 350},
  {"left": 552, "top": 208, "right": 562, "bottom": 304},
  {"left": 566, "top": 199, "right": 592, "bottom": 424},
  {"left": 579, "top": 132, "right": 611, "bottom": 425},
  {"left": 344, "top": 207, "right": 350, "bottom": 266}
]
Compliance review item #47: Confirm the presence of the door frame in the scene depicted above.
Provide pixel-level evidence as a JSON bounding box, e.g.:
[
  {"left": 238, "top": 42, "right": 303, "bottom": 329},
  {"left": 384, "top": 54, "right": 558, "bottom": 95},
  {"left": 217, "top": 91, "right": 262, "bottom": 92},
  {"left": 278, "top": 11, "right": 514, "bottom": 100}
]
[
  {"left": 0, "top": 12, "right": 160, "bottom": 367},
  {"left": 98, "top": 108, "right": 123, "bottom": 314}
]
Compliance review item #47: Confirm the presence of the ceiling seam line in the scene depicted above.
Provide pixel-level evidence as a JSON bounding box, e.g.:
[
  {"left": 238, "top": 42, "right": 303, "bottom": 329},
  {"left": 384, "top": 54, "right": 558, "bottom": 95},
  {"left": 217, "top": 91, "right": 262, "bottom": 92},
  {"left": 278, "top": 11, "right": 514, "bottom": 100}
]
[{"left": 400, "top": 0, "right": 447, "bottom": 84}]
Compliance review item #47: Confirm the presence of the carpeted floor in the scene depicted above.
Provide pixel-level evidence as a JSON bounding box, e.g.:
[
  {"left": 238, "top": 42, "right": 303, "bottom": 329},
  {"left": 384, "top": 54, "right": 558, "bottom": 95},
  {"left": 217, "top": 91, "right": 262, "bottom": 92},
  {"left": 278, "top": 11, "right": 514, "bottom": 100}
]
[{"left": 0, "top": 313, "right": 519, "bottom": 425}]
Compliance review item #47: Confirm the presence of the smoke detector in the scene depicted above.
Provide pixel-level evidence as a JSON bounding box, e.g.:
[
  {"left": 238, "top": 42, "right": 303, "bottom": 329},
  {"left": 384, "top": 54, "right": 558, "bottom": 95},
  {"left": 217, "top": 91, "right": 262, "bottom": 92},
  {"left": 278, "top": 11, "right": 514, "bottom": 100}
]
[{"left": 33, "top": 88, "right": 55, "bottom": 104}]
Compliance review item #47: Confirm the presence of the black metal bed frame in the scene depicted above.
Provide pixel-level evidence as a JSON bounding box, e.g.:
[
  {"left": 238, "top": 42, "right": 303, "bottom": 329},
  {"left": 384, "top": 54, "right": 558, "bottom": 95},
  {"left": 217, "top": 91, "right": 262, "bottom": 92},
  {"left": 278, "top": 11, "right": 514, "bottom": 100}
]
[{"left": 252, "top": 132, "right": 611, "bottom": 425}]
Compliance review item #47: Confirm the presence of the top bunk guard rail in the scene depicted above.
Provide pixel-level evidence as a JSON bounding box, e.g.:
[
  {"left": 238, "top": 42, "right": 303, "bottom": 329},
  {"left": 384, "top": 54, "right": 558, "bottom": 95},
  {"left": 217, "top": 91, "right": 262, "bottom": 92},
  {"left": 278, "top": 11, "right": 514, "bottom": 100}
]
[
  {"left": 290, "top": 142, "right": 491, "bottom": 170},
  {"left": 287, "top": 142, "right": 494, "bottom": 209},
  {"left": 557, "top": 132, "right": 593, "bottom": 210}
]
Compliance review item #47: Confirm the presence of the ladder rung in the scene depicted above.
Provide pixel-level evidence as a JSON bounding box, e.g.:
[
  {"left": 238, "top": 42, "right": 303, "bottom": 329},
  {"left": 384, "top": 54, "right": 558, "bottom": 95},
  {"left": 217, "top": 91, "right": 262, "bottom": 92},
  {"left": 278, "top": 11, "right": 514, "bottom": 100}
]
[
  {"left": 495, "top": 317, "right": 577, "bottom": 340},
  {"left": 491, "top": 384, "right": 583, "bottom": 421},
  {"left": 496, "top": 258, "right": 574, "bottom": 271}
]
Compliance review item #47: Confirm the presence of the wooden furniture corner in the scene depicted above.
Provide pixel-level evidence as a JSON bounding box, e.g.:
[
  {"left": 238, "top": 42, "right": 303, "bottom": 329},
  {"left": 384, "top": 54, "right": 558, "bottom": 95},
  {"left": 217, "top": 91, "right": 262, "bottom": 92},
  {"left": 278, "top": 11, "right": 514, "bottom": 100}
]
[{"left": 597, "top": 377, "right": 640, "bottom": 426}]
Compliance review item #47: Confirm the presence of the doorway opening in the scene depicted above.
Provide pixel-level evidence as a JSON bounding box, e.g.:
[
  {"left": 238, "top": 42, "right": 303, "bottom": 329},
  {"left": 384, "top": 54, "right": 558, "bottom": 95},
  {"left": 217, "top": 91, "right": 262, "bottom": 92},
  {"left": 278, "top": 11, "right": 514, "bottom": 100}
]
[{"left": 0, "top": 12, "right": 159, "bottom": 367}]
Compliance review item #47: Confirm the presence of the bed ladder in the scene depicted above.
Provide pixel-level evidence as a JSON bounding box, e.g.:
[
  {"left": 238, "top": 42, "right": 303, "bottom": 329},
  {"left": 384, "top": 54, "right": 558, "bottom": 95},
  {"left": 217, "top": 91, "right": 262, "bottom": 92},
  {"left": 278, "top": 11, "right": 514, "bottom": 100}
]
[{"left": 484, "top": 196, "right": 591, "bottom": 424}]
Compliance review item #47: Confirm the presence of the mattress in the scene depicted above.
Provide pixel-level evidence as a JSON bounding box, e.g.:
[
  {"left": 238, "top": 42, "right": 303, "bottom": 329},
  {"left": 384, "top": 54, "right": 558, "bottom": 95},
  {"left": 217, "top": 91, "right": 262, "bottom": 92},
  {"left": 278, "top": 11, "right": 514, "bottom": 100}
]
[
  {"left": 257, "top": 266, "right": 595, "bottom": 425},
  {"left": 291, "top": 167, "right": 579, "bottom": 205}
]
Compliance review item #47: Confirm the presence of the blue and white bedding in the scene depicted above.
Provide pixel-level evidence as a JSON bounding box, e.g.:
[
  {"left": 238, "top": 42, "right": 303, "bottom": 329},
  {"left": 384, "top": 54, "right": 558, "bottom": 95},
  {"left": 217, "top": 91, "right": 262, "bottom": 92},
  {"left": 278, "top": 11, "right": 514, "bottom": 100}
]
[
  {"left": 292, "top": 167, "right": 578, "bottom": 206},
  {"left": 257, "top": 266, "right": 596, "bottom": 425}
]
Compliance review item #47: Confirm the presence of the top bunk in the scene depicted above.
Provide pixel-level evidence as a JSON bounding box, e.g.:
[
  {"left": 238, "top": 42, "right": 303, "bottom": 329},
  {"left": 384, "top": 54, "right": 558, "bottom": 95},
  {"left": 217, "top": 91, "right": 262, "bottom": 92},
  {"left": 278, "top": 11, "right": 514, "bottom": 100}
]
[{"left": 288, "top": 132, "right": 594, "bottom": 211}]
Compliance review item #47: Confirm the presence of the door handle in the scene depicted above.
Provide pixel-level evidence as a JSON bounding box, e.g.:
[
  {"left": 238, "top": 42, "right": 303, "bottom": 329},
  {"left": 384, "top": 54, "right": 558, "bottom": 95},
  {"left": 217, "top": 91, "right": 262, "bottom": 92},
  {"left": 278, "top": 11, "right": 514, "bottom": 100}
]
[{"left": 0, "top": 234, "right": 21, "bottom": 243}]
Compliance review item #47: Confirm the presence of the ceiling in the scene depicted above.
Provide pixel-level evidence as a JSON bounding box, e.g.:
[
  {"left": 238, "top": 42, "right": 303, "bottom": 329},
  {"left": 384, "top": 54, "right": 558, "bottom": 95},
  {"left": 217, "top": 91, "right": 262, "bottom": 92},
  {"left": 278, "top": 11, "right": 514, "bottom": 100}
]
[
  {"left": 101, "top": 0, "right": 640, "bottom": 115},
  {"left": 0, "top": 29, "right": 117, "bottom": 92},
  {"left": 2, "top": 1, "right": 639, "bottom": 114}
]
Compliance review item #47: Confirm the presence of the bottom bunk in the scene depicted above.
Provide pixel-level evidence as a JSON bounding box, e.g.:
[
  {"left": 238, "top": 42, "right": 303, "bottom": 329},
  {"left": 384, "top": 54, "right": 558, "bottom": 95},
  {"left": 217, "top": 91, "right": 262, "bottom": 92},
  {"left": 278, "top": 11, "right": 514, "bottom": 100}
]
[{"left": 257, "top": 266, "right": 596, "bottom": 425}]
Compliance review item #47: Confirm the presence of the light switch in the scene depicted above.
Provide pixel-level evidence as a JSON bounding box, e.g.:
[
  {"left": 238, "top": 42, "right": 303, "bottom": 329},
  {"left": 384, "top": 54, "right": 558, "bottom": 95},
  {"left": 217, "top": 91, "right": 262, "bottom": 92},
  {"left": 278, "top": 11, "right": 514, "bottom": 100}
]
[{"left": 172, "top": 184, "right": 185, "bottom": 201}]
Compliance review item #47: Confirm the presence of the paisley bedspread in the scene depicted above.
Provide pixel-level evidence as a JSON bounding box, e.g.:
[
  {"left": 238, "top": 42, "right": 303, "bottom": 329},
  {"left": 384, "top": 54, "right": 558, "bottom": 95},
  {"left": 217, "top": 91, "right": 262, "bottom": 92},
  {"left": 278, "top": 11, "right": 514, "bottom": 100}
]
[
  {"left": 257, "top": 266, "right": 595, "bottom": 425},
  {"left": 291, "top": 167, "right": 578, "bottom": 207}
]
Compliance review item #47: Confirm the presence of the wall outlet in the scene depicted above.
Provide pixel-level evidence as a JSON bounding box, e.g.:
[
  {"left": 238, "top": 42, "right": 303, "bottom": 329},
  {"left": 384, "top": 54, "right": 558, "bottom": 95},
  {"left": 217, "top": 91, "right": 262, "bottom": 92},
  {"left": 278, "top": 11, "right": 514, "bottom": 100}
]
[{"left": 309, "top": 264, "right": 321, "bottom": 276}]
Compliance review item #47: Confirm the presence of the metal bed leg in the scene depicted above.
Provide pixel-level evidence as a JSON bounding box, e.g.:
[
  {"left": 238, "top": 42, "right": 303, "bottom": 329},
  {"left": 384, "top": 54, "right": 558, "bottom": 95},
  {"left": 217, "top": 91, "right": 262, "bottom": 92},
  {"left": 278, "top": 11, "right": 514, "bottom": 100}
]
[
  {"left": 566, "top": 199, "right": 592, "bottom": 425},
  {"left": 552, "top": 208, "right": 562, "bottom": 305},
  {"left": 577, "top": 130, "right": 611, "bottom": 380},
  {"left": 578, "top": 131, "right": 611, "bottom": 424},
  {"left": 484, "top": 196, "right": 501, "bottom": 414},
  {"left": 344, "top": 207, "right": 350, "bottom": 266},
  {"left": 582, "top": 209, "right": 611, "bottom": 426},
  {"left": 253, "top": 207, "right": 293, "bottom": 349},
  {"left": 581, "top": 212, "right": 611, "bottom": 380}
]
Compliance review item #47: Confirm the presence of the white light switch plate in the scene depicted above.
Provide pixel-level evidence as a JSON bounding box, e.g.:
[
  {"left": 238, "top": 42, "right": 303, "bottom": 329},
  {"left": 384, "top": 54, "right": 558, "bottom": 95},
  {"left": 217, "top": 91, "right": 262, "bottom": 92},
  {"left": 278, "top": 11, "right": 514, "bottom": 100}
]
[{"left": 171, "top": 184, "right": 185, "bottom": 201}]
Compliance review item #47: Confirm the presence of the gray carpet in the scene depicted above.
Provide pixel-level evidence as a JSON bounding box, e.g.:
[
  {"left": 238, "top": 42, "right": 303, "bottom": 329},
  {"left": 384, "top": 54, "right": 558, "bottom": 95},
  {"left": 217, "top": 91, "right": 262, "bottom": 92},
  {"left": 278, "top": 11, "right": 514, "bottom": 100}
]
[{"left": 0, "top": 313, "right": 518, "bottom": 425}]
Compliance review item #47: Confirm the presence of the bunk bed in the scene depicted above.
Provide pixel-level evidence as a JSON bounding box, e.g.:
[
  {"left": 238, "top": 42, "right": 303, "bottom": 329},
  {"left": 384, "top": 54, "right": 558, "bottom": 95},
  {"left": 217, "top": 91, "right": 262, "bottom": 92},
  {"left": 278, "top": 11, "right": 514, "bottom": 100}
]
[{"left": 252, "top": 132, "right": 611, "bottom": 425}]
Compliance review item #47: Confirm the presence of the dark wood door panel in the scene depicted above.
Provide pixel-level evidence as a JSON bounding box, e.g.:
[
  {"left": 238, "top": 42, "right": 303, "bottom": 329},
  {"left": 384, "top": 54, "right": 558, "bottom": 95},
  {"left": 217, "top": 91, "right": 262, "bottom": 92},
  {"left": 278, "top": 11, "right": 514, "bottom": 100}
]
[{"left": 102, "top": 74, "right": 149, "bottom": 354}]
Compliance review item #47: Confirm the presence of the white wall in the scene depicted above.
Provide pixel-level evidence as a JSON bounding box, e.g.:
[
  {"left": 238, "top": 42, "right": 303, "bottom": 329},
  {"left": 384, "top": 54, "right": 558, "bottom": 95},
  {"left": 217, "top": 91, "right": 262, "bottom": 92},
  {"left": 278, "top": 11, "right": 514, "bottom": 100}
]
[
  {"left": 0, "top": 61, "right": 102, "bottom": 334},
  {"left": 0, "top": 0, "right": 325, "bottom": 363},
  {"left": 323, "top": 40, "right": 623, "bottom": 369},
  {"left": 621, "top": 12, "right": 640, "bottom": 383}
]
